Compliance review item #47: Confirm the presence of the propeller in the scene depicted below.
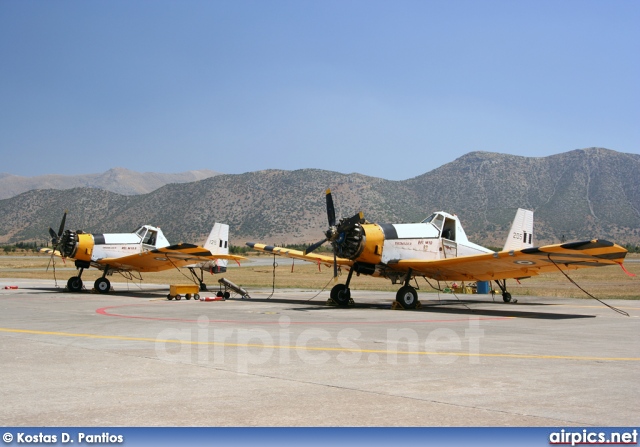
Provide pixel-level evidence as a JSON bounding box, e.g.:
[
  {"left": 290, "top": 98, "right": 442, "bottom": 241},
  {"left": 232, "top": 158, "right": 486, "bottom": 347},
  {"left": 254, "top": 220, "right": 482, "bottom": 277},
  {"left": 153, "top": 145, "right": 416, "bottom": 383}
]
[
  {"left": 305, "top": 189, "right": 365, "bottom": 278},
  {"left": 46, "top": 211, "right": 68, "bottom": 271}
]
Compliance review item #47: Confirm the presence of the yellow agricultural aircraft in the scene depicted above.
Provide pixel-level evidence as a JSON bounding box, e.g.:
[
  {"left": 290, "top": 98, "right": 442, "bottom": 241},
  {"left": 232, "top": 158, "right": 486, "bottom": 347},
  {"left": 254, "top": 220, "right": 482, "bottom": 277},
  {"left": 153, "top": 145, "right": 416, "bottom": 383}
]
[
  {"left": 247, "top": 189, "right": 630, "bottom": 308},
  {"left": 42, "top": 212, "right": 244, "bottom": 294}
]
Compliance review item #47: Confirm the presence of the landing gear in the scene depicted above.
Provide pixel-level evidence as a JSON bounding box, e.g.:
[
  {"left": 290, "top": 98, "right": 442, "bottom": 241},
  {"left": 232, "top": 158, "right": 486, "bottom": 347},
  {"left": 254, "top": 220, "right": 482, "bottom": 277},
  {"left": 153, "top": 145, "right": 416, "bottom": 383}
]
[
  {"left": 94, "top": 277, "right": 111, "bottom": 294},
  {"left": 394, "top": 269, "right": 419, "bottom": 309},
  {"left": 188, "top": 267, "right": 209, "bottom": 292},
  {"left": 329, "top": 268, "right": 355, "bottom": 307},
  {"left": 67, "top": 276, "right": 83, "bottom": 292},
  {"left": 330, "top": 284, "right": 351, "bottom": 307},
  {"left": 396, "top": 285, "right": 418, "bottom": 309},
  {"left": 66, "top": 265, "right": 86, "bottom": 292},
  {"left": 494, "top": 279, "right": 513, "bottom": 303}
]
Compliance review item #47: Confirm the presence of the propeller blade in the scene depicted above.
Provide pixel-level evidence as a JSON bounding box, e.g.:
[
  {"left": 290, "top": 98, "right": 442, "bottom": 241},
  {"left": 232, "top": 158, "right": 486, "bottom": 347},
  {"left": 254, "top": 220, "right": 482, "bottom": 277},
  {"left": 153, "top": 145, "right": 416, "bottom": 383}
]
[
  {"left": 337, "top": 211, "right": 365, "bottom": 232},
  {"left": 57, "top": 211, "right": 67, "bottom": 237},
  {"left": 325, "top": 189, "right": 336, "bottom": 227},
  {"left": 305, "top": 238, "right": 327, "bottom": 255},
  {"left": 49, "top": 228, "right": 57, "bottom": 240},
  {"left": 333, "top": 251, "right": 338, "bottom": 279}
]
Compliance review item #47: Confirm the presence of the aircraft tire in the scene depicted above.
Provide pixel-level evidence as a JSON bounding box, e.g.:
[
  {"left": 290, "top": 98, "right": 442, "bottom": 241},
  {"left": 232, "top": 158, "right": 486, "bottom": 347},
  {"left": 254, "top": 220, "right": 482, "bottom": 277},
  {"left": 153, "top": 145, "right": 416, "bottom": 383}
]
[
  {"left": 396, "top": 286, "right": 418, "bottom": 309},
  {"left": 331, "top": 284, "right": 351, "bottom": 307},
  {"left": 94, "top": 277, "right": 110, "bottom": 294},
  {"left": 502, "top": 292, "right": 512, "bottom": 303},
  {"left": 67, "top": 276, "right": 83, "bottom": 292}
]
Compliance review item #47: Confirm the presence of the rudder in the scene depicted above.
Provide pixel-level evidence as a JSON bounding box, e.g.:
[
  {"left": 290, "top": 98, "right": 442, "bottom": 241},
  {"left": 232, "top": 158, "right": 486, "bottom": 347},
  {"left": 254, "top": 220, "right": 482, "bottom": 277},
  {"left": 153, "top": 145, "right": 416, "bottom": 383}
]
[{"left": 502, "top": 208, "right": 534, "bottom": 251}]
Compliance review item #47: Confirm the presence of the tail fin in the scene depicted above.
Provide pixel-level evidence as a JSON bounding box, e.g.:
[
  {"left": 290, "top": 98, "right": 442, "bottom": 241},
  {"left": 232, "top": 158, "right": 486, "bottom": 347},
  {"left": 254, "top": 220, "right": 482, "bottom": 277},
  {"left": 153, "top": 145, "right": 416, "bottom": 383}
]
[
  {"left": 204, "top": 223, "right": 229, "bottom": 271},
  {"left": 502, "top": 208, "right": 534, "bottom": 251}
]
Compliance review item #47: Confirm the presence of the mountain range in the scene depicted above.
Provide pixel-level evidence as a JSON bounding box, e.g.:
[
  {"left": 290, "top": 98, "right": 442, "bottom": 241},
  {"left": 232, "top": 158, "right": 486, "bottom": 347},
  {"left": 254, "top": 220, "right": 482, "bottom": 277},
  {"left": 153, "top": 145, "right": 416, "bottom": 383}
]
[
  {"left": 0, "top": 167, "right": 220, "bottom": 199},
  {"left": 0, "top": 148, "right": 638, "bottom": 248}
]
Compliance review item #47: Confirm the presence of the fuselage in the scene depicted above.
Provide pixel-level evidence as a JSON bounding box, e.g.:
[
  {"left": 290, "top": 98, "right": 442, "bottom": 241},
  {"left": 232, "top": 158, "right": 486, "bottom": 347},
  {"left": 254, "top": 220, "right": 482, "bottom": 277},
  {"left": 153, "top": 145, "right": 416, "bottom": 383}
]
[
  {"left": 344, "top": 212, "right": 493, "bottom": 279},
  {"left": 62, "top": 225, "right": 170, "bottom": 269}
]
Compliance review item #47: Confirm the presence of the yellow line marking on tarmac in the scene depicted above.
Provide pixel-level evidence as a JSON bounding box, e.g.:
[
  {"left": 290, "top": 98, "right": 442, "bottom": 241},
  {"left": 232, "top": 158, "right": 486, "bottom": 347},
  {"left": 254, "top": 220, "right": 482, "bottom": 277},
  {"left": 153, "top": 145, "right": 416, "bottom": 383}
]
[{"left": 2, "top": 327, "right": 639, "bottom": 361}]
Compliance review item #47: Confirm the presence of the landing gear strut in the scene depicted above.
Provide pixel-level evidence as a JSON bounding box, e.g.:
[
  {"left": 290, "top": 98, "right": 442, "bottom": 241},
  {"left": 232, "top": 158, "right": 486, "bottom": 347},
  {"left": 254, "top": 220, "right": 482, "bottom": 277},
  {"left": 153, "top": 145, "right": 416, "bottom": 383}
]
[
  {"left": 330, "top": 268, "right": 355, "bottom": 307},
  {"left": 493, "top": 279, "right": 512, "bottom": 303},
  {"left": 188, "top": 267, "right": 208, "bottom": 291}
]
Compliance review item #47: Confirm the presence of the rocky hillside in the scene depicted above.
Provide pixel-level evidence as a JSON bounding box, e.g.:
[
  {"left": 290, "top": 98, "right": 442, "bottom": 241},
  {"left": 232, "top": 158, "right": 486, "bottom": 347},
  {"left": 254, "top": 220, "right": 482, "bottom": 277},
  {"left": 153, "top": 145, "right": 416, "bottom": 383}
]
[
  {"left": 0, "top": 167, "right": 220, "bottom": 199},
  {"left": 1, "top": 148, "right": 638, "bottom": 248}
]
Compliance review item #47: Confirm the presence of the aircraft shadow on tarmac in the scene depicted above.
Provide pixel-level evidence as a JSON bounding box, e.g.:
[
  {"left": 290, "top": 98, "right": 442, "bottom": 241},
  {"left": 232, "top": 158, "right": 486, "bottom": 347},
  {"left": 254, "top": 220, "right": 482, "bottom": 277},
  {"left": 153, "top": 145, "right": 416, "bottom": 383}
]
[
  {"left": 28, "top": 288, "right": 597, "bottom": 320},
  {"left": 241, "top": 296, "right": 597, "bottom": 320}
]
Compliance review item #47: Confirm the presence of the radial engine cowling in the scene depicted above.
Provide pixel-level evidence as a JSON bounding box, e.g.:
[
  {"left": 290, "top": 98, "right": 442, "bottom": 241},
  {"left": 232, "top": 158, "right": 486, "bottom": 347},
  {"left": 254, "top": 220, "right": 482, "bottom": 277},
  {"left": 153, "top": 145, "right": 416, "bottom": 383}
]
[
  {"left": 59, "top": 230, "right": 79, "bottom": 258},
  {"left": 332, "top": 222, "right": 365, "bottom": 260}
]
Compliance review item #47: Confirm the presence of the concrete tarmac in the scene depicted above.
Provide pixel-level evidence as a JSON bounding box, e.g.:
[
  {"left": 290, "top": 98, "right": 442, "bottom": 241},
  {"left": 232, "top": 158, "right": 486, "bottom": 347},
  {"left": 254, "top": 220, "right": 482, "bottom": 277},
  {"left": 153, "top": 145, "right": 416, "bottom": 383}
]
[{"left": 0, "top": 278, "right": 638, "bottom": 427}]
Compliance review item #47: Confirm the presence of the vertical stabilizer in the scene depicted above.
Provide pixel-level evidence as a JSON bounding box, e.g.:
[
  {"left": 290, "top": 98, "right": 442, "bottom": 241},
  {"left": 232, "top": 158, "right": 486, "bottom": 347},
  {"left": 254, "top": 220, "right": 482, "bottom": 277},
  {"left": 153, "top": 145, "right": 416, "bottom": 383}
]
[
  {"left": 502, "top": 209, "right": 534, "bottom": 251},
  {"left": 204, "top": 223, "right": 229, "bottom": 269}
]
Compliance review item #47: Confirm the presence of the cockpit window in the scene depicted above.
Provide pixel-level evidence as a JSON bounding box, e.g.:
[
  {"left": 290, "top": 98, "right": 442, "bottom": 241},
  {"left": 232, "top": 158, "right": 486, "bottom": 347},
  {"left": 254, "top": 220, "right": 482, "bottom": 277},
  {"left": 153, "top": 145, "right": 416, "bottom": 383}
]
[
  {"left": 431, "top": 214, "right": 445, "bottom": 230},
  {"left": 135, "top": 227, "right": 147, "bottom": 240},
  {"left": 422, "top": 214, "right": 436, "bottom": 224}
]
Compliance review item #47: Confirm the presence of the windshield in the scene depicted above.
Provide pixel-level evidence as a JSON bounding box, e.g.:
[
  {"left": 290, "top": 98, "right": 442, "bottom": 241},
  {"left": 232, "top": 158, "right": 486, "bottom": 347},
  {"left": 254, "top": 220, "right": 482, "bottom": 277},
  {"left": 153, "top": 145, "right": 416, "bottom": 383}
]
[{"left": 134, "top": 226, "right": 147, "bottom": 240}]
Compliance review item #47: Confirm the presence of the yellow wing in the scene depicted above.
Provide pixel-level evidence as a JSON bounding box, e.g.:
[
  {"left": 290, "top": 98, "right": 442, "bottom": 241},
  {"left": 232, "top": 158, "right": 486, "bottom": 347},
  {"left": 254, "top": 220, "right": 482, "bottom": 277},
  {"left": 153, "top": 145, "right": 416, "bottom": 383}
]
[
  {"left": 389, "top": 239, "right": 628, "bottom": 282},
  {"left": 96, "top": 244, "right": 246, "bottom": 273},
  {"left": 40, "top": 248, "right": 63, "bottom": 257},
  {"left": 246, "top": 242, "right": 354, "bottom": 268}
]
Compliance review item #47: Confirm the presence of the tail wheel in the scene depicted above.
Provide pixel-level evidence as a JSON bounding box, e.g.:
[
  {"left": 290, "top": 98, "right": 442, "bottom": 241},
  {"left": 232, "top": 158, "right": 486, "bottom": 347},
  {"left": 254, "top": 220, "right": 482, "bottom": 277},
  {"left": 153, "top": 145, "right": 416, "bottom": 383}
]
[
  {"left": 330, "top": 284, "right": 351, "bottom": 307},
  {"left": 67, "top": 276, "right": 83, "bottom": 292},
  {"left": 396, "top": 285, "right": 418, "bottom": 309},
  {"left": 94, "top": 277, "right": 110, "bottom": 294}
]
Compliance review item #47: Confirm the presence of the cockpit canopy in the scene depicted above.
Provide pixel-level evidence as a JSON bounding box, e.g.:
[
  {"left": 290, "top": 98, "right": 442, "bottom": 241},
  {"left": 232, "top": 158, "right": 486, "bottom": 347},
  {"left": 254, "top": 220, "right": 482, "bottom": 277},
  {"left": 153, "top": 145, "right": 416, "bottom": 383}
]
[
  {"left": 422, "top": 212, "right": 457, "bottom": 241},
  {"left": 133, "top": 225, "right": 160, "bottom": 246}
]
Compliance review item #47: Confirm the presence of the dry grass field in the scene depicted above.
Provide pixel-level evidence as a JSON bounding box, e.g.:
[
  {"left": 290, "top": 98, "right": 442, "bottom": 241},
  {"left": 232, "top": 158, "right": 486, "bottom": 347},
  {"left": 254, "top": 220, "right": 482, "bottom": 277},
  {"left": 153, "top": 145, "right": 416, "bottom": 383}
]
[{"left": 1, "top": 251, "right": 638, "bottom": 299}]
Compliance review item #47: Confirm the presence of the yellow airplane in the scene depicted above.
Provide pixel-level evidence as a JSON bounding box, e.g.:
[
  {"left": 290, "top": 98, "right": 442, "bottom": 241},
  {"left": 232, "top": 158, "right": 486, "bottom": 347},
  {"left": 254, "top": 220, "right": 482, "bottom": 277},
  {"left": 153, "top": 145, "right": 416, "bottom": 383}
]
[
  {"left": 247, "top": 189, "right": 630, "bottom": 308},
  {"left": 41, "top": 212, "right": 245, "bottom": 294}
]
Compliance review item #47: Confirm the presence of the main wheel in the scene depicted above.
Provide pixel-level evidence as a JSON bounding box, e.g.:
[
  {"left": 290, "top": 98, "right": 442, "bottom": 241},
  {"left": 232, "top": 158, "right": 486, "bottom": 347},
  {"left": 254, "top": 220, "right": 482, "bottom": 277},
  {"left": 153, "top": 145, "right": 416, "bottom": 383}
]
[
  {"left": 199, "top": 283, "right": 207, "bottom": 292},
  {"left": 330, "top": 284, "right": 351, "bottom": 307},
  {"left": 67, "top": 276, "right": 83, "bottom": 292},
  {"left": 94, "top": 277, "right": 111, "bottom": 294},
  {"left": 396, "top": 285, "right": 418, "bottom": 309},
  {"left": 502, "top": 292, "right": 512, "bottom": 303}
]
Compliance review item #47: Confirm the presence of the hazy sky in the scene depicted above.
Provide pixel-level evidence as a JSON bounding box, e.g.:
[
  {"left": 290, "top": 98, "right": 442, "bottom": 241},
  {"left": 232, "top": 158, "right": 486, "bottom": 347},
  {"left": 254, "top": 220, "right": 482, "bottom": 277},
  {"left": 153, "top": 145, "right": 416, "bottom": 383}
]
[{"left": 1, "top": 0, "right": 638, "bottom": 180}]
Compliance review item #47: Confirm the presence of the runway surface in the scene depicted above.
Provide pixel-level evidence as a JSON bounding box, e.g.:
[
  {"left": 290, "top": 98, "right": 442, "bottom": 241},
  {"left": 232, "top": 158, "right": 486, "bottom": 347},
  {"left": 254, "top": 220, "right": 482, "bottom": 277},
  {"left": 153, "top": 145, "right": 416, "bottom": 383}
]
[{"left": 1, "top": 278, "right": 638, "bottom": 427}]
